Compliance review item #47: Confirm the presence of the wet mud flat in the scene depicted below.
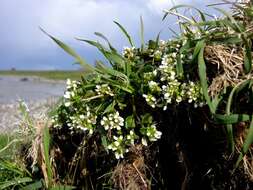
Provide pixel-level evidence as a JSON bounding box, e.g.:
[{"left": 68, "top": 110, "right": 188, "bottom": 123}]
[{"left": 0, "top": 76, "right": 66, "bottom": 132}]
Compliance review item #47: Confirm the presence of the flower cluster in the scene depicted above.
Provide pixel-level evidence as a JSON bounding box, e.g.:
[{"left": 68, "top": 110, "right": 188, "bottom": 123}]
[
  {"left": 158, "top": 40, "right": 167, "bottom": 51},
  {"left": 152, "top": 50, "right": 163, "bottom": 60},
  {"left": 63, "top": 79, "right": 80, "bottom": 107},
  {"left": 141, "top": 124, "right": 162, "bottom": 143},
  {"left": 143, "top": 70, "right": 157, "bottom": 82},
  {"left": 140, "top": 115, "right": 162, "bottom": 146},
  {"left": 159, "top": 54, "right": 177, "bottom": 81},
  {"left": 122, "top": 47, "right": 136, "bottom": 59},
  {"left": 143, "top": 94, "right": 157, "bottom": 108},
  {"left": 126, "top": 130, "right": 138, "bottom": 145},
  {"left": 100, "top": 111, "right": 124, "bottom": 131},
  {"left": 107, "top": 136, "right": 125, "bottom": 159},
  {"left": 52, "top": 106, "right": 97, "bottom": 135},
  {"left": 95, "top": 84, "right": 114, "bottom": 96},
  {"left": 186, "top": 81, "right": 205, "bottom": 108},
  {"left": 148, "top": 81, "right": 161, "bottom": 93},
  {"left": 162, "top": 80, "right": 184, "bottom": 104},
  {"left": 142, "top": 39, "right": 205, "bottom": 110}
]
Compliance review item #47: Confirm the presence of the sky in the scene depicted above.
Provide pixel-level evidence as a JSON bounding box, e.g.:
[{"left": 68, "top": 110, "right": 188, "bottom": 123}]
[{"left": 0, "top": 0, "right": 225, "bottom": 70}]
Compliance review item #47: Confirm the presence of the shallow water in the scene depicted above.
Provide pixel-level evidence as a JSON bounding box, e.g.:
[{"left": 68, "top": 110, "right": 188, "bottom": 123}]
[{"left": 0, "top": 76, "right": 65, "bottom": 103}]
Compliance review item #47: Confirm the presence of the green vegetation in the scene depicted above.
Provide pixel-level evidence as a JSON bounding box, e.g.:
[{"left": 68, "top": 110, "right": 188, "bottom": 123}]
[
  {"left": 0, "top": 70, "right": 84, "bottom": 80},
  {"left": 1, "top": 1, "right": 253, "bottom": 189}
]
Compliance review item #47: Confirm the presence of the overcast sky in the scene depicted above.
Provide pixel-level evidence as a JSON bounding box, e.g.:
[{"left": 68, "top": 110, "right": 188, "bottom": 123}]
[{"left": 0, "top": 0, "right": 225, "bottom": 70}]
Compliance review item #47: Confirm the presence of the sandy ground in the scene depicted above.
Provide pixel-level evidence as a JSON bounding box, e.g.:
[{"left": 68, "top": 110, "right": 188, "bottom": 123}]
[{"left": 0, "top": 76, "right": 65, "bottom": 132}]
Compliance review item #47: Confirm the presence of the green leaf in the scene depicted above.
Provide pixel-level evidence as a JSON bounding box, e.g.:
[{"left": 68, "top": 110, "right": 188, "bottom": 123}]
[
  {"left": 168, "top": 27, "right": 180, "bottom": 37},
  {"left": 50, "top": 185, "right": 76, "bottom": 190},
  {"left": 78, "top": 38, "right": 126, "bottom": 68},
  {"left": 211, "top": 95, "right": 222, "bottom": 113},
  {"left": 192, "top": 40, "right": 204, "bottom": 62},
  {"left": 21, "top": 180, "right": 43, "bottom": 190},
  {"left": 0, "top": 159, "right": 28, "bottom": 176},
  {"left": 104, "top": 51, "right": 125, "bottom": 68},
  {"left": 77, "top": 38, "right": 106, "bottom": 52},
  {"left": 214, "top": 114, "right": 252, "bottom": 125},
  {"left": 176, "top": 55, "right": 183, "bottom": 78},
  {"left": 197, "top": 40, "right": 215, "bottom": 114},
  {"left": 125, "top": 60, "right": 132, "bottom": 77},
  {"left": 169, "top": 4, "right": 208, "bottom": 22},
  {"left": 155, "top": 31, "right": 162, "bottom": 48},
  {"left": 225, "top": 79, "right": 252, "bottom": 152},
  {"left": 242, "top": 37, "right": 252, "bottom": 74},
  {"left": 95, "top": 61, "right": 129, "bottom": 84},
  {"left": 213, "top": 8, "right": 244, "bottom": 33},
  {"left": 103, "top": 101, "right": 116, "bottom": 114},
  {"left": 94, "top": 32, "right": 117, "bottom": 52},
  {"left": 140, "top": 16, "right": 144, "bottom": 50},
  {"left": 114, "top": 21, "right": 134, "bottom": 47},
  {"left": 0, "top": 177, "right": 32, "bottom": 190},
  {"left": 43, "top": 125, "right": 53, "bottom": 188},
  {"left": 101, "top": 136, "right": 108, "bottom": 152},
  {"left": 211, "top": 36, "right": 242, "bottom": 45},
  {"left": 40, "top": 28, "right": 94, "bottom": 72},
  {"left": 236, "top": 118, "right": 253, "bottom": 168},
  {"left": 163, "top": 10, "right": 194, "bottom": 25},
  {"left": 125, "top": 115, "right": 136, "bottom": 129}
]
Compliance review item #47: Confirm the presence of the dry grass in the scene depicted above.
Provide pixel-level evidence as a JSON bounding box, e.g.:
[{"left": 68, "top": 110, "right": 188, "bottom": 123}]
[
  {"left": 111, "top": 145, "right": 151, "bottom": 190},
  {"left": 205, "top": 45, "right": 249, "bottom": 97}
]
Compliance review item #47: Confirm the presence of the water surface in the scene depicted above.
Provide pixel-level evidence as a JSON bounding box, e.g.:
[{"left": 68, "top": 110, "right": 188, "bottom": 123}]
[{"left": 0, "top": 76, "right": 65, "bottom": 104}]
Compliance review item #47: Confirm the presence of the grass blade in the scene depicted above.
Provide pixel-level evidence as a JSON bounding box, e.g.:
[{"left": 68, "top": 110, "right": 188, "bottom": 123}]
[
  {"left": 155, "top": 31, "right": 162, "bottom": 48},
  {"left": 140, "top": 16, "right": 144, "bottom": 50},
  {"left": 242, "top": 37, "right": 252, "bottom": 74},
  {"left": 225, "top": 79, "right": 251, "bottom": 152},
  {"left": 214, "top": 114, "right": 252, "bottom": 125},
  {"left": 40, "top": 28, "right": 94, "bottom": 72},
  {"left": 21, "top": 180, "right": 43, "bottom": 190},
  {"left": 235, "top": 118, "right": 253, "bottom": 168},
  {"left": 197, "top": 40, "right": 215, "bottom": 114},
  {"left": 43, "top": 125, "right": 53, "bottom": 188},
  {"left": 213, "top": 8, "right": 244, "bottom": 33},
  {"left": 113, "top": 21, "right": 134, "bottom": 47},
  {"left": 0, "top": 177, "right": 32, "bottom": 190},
  {"left": 94, "top": 32, "right": 117, "bottom": 52}
]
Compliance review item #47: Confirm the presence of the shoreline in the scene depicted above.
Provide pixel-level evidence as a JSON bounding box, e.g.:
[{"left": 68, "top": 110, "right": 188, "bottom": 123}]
[
  {"left": 0, "top": 75, "right": 65, "bottom": 133},
  {"left": 0, "top": 97, "right": 60, "bottom": 133}
]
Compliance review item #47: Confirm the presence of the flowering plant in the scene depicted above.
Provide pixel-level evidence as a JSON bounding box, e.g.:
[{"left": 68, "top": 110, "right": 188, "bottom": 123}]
[{"left": 49, "top": 29, "right": 207, "bottom": 159}]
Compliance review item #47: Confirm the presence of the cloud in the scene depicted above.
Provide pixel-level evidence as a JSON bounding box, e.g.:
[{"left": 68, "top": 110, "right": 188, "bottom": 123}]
[
  {"left": 0, "top": 0, "right": 227, "bottom": 70},
  {"left": 146, "top": 0, "right": 173, "bottom": 15}
]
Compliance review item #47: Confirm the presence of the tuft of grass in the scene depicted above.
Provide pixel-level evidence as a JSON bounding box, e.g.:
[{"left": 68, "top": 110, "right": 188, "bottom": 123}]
[{"left": 0, "top": 134, "right": 17, "bottom": 160}]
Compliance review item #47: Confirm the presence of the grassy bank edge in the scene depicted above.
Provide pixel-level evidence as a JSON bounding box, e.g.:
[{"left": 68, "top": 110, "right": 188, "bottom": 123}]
[{"left": 0, "top": 70, "right": 84, "bottom": 80}]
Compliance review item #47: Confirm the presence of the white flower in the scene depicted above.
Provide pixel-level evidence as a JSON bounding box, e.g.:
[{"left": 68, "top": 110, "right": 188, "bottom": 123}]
[
  {"left": 100, "top": 111, "right": 124, "bottom": 131},
  {"left": 142, "top": 138, "right": 148, "bottom": 146},
  {"left": 153, "top": 70, "right": 157, "bottom": 76},
  {"left": 66, "top": 78, "right": 71, "bottom": 86},
  {"left": 122, "top": 46, "right": 135, "bottom": 59},
  {"left": 143, "top": 94, "right": 157, "bottom": 108},
  {"left": 115, "top": 152, "right": 123, "bottom": 159},
  {"left": 155, "top": 131, "right": 162, "bottom": 139},
  {"left": 64, "top": 91, "right": 71, "bottom": 99},
  {"left": 114, "top": 141, "right": 120, "bottom": 147},
  {"left": 95, "top": 84, "right": 114, "bottom": 96},
  {"left": 64, "top": 102, "right": 71, "bottom": 107}
]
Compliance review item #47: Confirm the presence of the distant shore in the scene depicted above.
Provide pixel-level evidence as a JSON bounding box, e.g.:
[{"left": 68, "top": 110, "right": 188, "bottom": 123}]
[{"left": 0, "top": 70, "right": 84, "bottom": 80}]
